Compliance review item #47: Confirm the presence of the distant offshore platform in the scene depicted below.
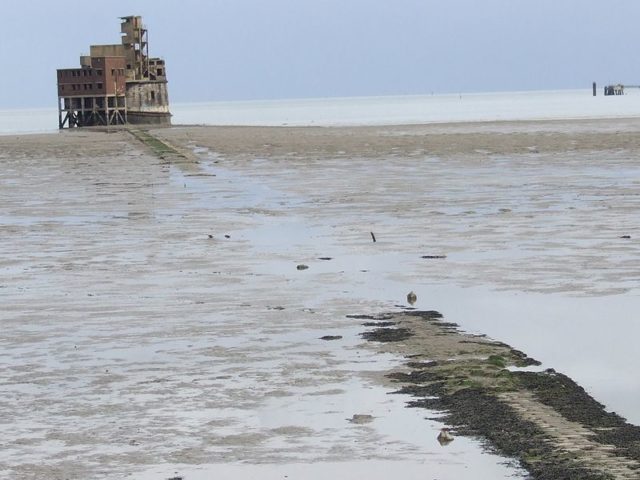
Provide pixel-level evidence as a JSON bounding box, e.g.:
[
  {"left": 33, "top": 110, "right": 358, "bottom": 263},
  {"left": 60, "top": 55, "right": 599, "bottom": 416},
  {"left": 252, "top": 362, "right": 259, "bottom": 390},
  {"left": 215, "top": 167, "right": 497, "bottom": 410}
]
[
  {"left": 594, "top": 81, "right": 640, "bottom": 96},
  {"left": 56, "top": 16, "right": 171, "bottom": 128}
]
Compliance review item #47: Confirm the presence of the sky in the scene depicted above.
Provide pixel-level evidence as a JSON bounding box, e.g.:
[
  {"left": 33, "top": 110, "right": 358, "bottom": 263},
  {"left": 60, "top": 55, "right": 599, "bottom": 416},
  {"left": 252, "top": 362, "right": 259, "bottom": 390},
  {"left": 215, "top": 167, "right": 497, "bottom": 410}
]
[{"left": 1, "top": 0, "right": 640, "bottom": 109}]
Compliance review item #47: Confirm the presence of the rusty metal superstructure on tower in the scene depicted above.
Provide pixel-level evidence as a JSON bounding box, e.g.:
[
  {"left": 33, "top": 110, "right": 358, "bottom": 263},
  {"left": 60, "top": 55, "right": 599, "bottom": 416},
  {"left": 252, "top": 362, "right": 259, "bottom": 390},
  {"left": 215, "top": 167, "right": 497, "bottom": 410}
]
[{"left": 56, "top": 15, "right": 171, "bottom": 128}]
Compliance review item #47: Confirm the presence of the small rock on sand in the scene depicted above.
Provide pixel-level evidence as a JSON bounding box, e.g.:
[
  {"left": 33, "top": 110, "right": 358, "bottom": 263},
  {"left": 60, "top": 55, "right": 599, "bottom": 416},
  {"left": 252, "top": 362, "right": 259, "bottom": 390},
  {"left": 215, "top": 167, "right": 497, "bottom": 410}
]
[
  {"left": 348, "top": 414, "right": 374, "bottom": 424},
  {"left": 320, "top": 335, "right": 343, "bottom": 341}
]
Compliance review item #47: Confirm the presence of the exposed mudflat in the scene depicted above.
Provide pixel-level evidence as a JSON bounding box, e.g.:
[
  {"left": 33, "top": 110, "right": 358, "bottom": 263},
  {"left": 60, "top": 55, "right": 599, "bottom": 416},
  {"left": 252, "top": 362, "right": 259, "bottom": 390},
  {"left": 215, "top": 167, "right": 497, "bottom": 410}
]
[{"left": 2, "top": 119, "right": 640, "bottom": 478}]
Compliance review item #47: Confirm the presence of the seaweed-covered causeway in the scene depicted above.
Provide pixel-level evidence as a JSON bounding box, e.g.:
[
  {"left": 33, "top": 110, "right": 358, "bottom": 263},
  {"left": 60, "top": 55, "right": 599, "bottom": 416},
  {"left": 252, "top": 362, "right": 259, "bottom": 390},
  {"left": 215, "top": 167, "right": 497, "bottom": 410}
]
[{"left": 362, "top": 311, "right": 640, "bottom": 480}]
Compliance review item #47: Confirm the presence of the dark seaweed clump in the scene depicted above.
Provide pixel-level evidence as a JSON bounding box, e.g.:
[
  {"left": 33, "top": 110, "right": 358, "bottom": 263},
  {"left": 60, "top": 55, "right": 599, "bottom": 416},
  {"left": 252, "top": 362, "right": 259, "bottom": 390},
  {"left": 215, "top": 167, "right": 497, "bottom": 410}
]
[
  {"left": 347, "top": 314, "right": 393, "bottom": 320},
  {"left": 404, "top": 310, "right": 444, "bottom": 320},
  {"left": 361, "top": 321, "right": 396, "bottom": 327},
  {"left": 361, "top": 327, "right": 413, "bottom": 343}
]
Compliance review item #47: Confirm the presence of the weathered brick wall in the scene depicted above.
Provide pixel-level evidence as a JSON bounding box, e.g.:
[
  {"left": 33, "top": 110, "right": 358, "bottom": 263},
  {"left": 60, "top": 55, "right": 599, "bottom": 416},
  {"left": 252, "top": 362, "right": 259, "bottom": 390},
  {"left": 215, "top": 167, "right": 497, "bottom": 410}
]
[{"left": 125, "top": 82, "right": 170, "bottom": 114}]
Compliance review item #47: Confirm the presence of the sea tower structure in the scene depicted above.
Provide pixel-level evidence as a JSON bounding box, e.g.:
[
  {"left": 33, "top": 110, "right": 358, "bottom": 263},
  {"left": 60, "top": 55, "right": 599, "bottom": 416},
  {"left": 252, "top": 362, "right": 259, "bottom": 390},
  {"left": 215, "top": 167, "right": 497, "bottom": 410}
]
[{"left": 56, "top": 15, "right": 171, "bottom": 128}]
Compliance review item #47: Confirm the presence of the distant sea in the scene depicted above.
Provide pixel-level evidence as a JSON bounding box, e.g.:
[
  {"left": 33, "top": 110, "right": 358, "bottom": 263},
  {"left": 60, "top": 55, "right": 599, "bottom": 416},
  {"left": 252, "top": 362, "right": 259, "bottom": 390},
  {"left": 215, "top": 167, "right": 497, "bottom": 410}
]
[{"left": 3, "top": 89, "right": 640, "bottom": 135}]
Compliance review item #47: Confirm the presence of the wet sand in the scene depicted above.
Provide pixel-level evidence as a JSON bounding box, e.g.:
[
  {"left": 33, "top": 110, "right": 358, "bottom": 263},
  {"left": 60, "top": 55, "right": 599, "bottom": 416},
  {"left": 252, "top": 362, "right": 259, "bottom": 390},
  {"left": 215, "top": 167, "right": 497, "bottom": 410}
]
[
  {"left": 157, "top": 120, "right": 640, "bottom": 421},
  {"left": 2, "top": 119, "right": 640, "bottom": 478}
]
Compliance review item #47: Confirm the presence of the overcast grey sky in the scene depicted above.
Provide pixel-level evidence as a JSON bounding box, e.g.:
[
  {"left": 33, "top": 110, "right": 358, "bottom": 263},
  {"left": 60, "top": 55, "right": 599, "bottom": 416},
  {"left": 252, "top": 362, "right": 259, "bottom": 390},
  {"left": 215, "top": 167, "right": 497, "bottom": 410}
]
[{"left": 1, "top": 0, "right": 640, "bottom": 108}]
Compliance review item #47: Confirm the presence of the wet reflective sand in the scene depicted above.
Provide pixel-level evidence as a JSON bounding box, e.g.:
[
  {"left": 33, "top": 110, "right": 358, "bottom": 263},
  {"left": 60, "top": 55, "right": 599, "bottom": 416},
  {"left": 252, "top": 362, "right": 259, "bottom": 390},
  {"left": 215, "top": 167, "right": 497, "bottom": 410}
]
[{"left": 2, "top": 119, "right": 640, "bottom": 478}]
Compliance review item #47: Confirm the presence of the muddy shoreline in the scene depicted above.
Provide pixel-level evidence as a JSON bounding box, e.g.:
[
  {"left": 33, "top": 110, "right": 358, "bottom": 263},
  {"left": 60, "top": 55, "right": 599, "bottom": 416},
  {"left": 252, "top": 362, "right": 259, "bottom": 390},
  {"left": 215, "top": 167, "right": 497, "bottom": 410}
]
[
  {"left": 362, "top": 310, "right": 640, "bottom": 479},
  {"left": 3, "top": 120, "right": 640, "bottom": 478}
]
